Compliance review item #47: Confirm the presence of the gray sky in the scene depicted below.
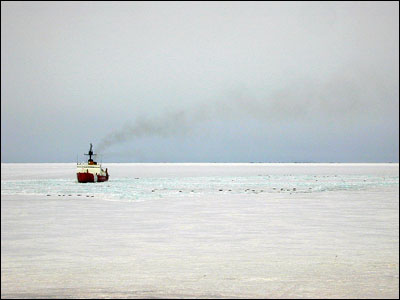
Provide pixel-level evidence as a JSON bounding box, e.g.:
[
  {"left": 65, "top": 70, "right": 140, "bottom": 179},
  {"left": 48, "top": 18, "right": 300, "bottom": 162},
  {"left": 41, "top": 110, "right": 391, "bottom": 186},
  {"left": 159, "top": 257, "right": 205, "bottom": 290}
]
[{"left": 1, "top": 1, "right": 399, "bottom": 162}]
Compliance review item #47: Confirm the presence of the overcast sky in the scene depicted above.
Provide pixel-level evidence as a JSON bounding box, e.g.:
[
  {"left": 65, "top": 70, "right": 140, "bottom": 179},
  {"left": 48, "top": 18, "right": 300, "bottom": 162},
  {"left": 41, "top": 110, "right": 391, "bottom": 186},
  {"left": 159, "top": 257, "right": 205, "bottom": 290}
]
[{"left": 1, "top": 1, "right": 399, "bottom": 162}]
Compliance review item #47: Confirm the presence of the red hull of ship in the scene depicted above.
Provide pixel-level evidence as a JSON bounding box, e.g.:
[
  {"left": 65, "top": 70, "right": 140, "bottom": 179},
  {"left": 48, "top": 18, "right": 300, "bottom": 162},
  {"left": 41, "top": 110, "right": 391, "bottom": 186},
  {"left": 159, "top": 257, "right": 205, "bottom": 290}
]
[
  {"left": 77, "top": 172, "right": 109, "bottom": 183},
  {"left": 97, "top": 175, "right": 109, "bottom": 182},
  {"left": 77, "top": 172, "right": 94, "bottom": 183}
]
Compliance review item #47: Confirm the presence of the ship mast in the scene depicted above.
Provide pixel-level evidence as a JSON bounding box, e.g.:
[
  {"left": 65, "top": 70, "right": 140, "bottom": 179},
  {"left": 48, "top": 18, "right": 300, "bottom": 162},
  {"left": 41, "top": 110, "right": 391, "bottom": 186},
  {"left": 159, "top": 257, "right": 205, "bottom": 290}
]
[{"left": 84, "top": 143, "right": 96, "bottom": 164}]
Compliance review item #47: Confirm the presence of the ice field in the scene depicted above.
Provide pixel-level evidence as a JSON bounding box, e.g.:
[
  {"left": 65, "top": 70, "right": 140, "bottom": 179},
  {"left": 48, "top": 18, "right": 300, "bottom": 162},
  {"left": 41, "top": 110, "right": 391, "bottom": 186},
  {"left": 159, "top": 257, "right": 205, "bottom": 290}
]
[{"left": 1, "top": 163, "right": 399, "bottom": 298}]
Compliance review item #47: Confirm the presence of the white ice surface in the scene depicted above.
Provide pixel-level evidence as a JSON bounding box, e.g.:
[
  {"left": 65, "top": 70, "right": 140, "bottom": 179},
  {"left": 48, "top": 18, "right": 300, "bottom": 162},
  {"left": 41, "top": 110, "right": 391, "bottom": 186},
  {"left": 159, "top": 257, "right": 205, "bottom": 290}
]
[{"left": 1, "top": 163, "right": 399, "bottom": 298}]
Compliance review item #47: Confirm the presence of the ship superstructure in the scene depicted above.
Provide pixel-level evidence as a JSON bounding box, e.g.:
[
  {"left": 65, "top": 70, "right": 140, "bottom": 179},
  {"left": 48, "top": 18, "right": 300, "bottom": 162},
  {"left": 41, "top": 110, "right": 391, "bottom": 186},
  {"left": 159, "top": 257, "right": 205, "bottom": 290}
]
[{"left": 76, "top": 143, "right": 109, "bottom": 183}]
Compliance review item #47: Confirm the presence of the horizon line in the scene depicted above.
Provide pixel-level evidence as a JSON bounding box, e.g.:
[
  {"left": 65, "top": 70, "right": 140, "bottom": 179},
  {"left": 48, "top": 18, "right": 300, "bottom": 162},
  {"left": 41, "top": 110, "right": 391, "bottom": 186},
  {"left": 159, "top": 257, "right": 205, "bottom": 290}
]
[{"left": 1, "top": 161, "right": 399, "bottom": 164}]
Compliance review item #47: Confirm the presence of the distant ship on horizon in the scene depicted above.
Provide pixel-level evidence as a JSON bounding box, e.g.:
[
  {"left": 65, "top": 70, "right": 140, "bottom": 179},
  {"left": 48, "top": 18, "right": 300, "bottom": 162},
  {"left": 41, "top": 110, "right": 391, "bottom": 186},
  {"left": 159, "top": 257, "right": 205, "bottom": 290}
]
[{"left": 76, "top": 143, "right": 109, "bottom": 183}]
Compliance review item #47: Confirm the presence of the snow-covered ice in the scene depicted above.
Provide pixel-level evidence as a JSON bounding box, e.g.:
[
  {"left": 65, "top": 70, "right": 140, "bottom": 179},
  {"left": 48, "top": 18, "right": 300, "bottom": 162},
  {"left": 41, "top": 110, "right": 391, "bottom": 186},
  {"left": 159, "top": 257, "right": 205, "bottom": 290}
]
[{"left": 1, "top": 163, "right": 399, "bottom": 298}]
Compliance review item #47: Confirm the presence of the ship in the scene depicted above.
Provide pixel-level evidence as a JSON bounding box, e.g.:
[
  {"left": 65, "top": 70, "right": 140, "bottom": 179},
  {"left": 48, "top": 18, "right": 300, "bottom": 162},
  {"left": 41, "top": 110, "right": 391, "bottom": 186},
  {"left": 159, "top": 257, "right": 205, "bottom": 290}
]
[{"left": 76, "top": 143, "right": 109, "bottom": 183}]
